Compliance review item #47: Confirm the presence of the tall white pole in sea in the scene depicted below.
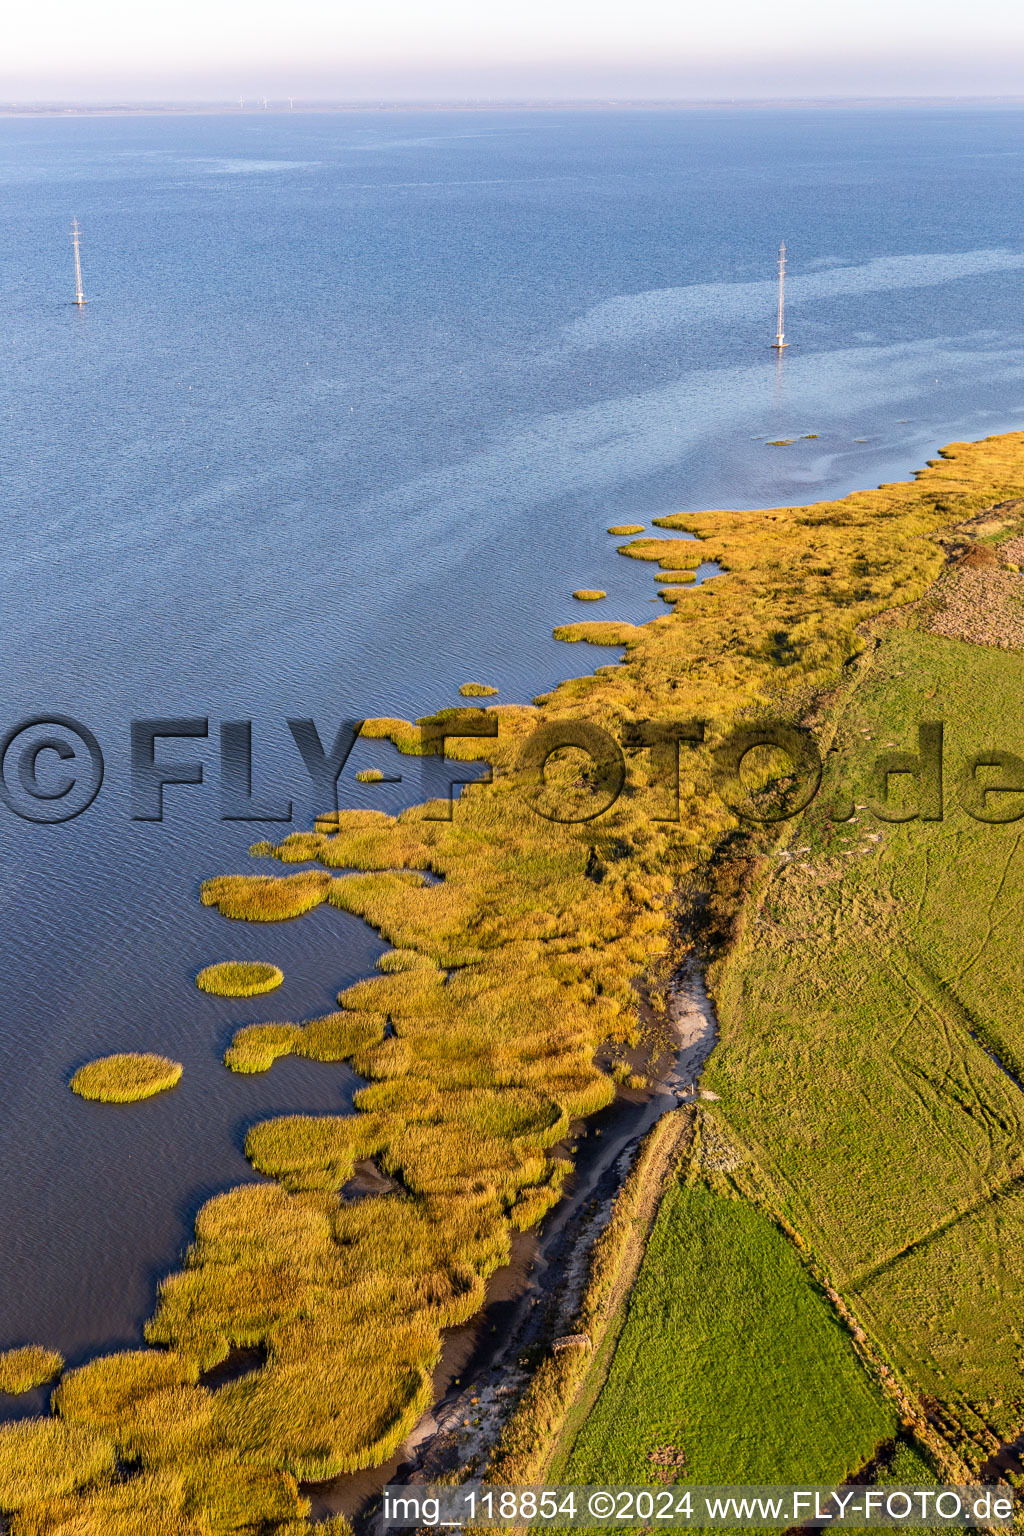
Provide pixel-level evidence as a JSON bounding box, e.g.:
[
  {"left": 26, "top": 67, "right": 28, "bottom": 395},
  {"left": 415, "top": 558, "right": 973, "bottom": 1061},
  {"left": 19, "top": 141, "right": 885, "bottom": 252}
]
[
  {"left": 772, "top": 241, "right": 788, "bottom": 350},
  {"left": 71, "top": 217, "right": 87, "bottom": 307}
]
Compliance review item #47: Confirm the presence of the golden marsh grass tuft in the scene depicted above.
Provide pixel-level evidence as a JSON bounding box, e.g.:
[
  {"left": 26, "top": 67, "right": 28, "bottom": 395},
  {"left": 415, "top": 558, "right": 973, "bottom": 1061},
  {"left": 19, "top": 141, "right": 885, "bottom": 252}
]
[
  {"left": 225, "top": 1011, "right": 384, "bottom": 1074},
  {"left": 376, "top": 947, "right": 439, "bottom": 973},
  {"left": 70, "top": 1055, "right": 182, "bottom": 1104},
  {"left": 0, "top": 1420, "right": 116, "bottom": 1512},
  {"left": 201, "top": 871, "right": 331, "bottom": 922},
  {"left": 359, "top": 717, "right": 431, "bottom": 755},
  {"left": 0, "top": 1346, "right": 63, "bottom": 1396},
  {"left": 196, "top": 960, "right": 283, "bottom": 997},
  {"left": 552, "top": 620, "right": 643, "bottom": 645}
]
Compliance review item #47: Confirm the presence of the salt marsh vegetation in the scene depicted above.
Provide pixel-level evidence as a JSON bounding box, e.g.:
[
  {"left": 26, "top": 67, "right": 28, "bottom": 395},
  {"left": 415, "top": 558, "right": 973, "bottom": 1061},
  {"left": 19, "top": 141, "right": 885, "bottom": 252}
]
[
  {"left": 196, "top": 961, "right": 284, "bottom": 997},
  {"left": 8, "top": 434, "right": 1024, "bottom": 1529},
  {"left": 0, "top": 1347, "right": 63, "bottom": 1396},
  {"left": 70, "top": 1055, "right": 183, "bottom": 1104}
]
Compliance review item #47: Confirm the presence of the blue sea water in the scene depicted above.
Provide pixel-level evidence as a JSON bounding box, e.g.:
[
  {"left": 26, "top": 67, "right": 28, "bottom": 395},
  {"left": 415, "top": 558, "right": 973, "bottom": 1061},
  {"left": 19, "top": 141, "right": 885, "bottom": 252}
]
[{"left": 2, "top": 104, "right": 1024, "bottom": 1377}]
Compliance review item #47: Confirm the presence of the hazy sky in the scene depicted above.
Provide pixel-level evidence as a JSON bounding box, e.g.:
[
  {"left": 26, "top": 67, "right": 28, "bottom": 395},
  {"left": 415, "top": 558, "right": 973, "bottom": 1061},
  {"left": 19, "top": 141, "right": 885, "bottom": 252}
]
[{"left": 4, "top": 0, "right": 1024, "bottom": 101}]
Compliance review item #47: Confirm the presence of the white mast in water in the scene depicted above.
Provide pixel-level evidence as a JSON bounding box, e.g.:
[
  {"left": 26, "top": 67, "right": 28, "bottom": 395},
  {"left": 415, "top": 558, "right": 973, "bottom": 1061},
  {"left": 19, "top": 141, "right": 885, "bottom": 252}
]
[
  {"left": 71, "top": 217, "right": 87, "bottom": 307},
  {"left": 772, "top": 241, "right": 788, "bottom": 350}
]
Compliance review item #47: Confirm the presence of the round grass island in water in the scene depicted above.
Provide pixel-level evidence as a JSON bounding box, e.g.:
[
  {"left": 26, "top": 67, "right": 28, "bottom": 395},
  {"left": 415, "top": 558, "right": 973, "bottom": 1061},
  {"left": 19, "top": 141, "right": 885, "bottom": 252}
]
[
  {"left": 573, "top": 589, "right": 606, "bottom": 601},
  {"left": 0, "top": 1345, "right": 64, "bottom": 1395},
  {"left": 70, "top": 1054, "right": 182, "bottom": 1104},
  {"left": 196, "top": 960, "right": 284, "bottom": 997}
]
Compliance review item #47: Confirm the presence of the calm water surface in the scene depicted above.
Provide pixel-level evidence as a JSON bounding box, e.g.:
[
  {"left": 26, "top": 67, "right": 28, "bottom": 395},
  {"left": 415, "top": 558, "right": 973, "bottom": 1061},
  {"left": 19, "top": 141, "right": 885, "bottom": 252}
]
[{"left": 2, "top": 105, "right": 1024, "bottom": 1382}]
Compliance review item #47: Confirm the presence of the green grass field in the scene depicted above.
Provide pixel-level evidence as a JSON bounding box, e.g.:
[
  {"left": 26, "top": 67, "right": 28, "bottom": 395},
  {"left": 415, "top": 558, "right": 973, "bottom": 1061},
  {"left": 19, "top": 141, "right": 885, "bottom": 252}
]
[
  {"left": 557, "top": 598, "right": 1024, "bottom": 1482},
  {"left": 703, "top": 621, "right": 1024, "bottom": 1453},
  {"left": 558, "top": 1179, "right": 895, "bottom": 1485}
]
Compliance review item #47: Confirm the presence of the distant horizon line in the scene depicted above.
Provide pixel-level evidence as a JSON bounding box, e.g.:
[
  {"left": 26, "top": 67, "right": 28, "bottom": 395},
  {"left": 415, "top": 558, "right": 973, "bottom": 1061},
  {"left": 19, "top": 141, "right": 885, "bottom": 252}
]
[{"left": 5, "top": 93, "right": 1024, "bottom": 118}]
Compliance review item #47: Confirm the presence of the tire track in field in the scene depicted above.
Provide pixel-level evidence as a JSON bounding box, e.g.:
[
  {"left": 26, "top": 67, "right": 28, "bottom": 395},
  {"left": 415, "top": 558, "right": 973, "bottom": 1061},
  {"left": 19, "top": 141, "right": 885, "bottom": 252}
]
[
  {"left": 846, "top": 952, "right": 1024, "bottom": 1291},
  {"left": 847, "top": 1167, "right": 1024, "bottom": 1294}
]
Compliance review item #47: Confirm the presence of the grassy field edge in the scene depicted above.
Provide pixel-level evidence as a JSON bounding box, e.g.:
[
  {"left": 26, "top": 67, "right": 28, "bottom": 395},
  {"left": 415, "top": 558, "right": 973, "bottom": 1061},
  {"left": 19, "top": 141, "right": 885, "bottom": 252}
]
[{"left": 488, "top": 1109, "right": 694, "bottom": 1483}]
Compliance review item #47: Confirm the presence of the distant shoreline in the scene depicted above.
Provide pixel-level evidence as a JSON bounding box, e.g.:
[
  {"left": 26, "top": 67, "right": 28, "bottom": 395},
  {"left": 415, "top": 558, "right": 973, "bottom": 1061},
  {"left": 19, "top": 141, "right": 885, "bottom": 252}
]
[{"left": 4, "top": 95, "right": 1024, "bottom": 119}]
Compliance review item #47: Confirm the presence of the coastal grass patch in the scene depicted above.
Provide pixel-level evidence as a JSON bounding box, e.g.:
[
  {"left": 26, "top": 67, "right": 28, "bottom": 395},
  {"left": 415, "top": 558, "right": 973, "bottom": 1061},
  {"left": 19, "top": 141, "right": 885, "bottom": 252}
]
[
  {"left": 200, "top": 871, "right": 331, "bottom": 922},
  {"left": 355, "top": 768, "right": 385, "bottom": 782},
  {"left": 70, "top": 1055, "right": 182, "bottom": 1104},
  {"left": 572, "top": 590, "right": 606, "bottom": 601},
  {"left": 376, "top": 947, "right": 439, "bottom": 973},
  {"left": 0, "top": 1347, "right": 63, "bottom": 1395},
  {"left": 225, "top": 1022, "right": 299, "bottom": 1073},
  {"left": 141, "top": 1179, "right": 511, "bottom": 1481},
  {"left": 552, "top": 621, "right": 643, "bottom": 645},
  {"left": 510, "top": 1160, "right": 569, "bottom": 1230},
  {"left": 8, "top": 1464, "right": 304, "bottom": 1535},
  {"left": 196, "top": 960, "right": 283, "bottom": 997},
  {"left": 616, "top": 537, "right": 698, "bottom": 567},
  {"left": 559, "top": 1177, "right": 894, "bottom": 1484},
  {"left": 4, "top": 1471, "right": 212, "bottom": 1536},
  {"left": 459, "top": 682, "right": 499, "bottom": 696},
  {"left": 607, "top": 523, "right": 644, "bottom": 535},
  {"left": 224, "top": 1011, "right": 384, "bottom": 1073},
  {"left": 243, "top": 1112, "right": 391, "bottom": 1191},
  {"left": 213, "top": 1321, "right": 437, "bottom": 1481},
  {"left": 0, "top": 1420, "right": 115, "bottom": 1514},
  {"left": 46, "top": 1345, "right": 309, "bottom": 1531},
  {"left": 359, "top": 717, "right": 432, "bottom": 755},
  {"left": 54, "top": 1350, "right": 200, "bottom": 1431}
]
